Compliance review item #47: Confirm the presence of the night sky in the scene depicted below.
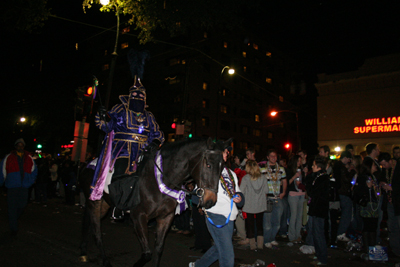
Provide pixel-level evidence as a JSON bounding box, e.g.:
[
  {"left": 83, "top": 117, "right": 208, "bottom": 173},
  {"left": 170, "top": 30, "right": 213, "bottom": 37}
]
[{"left": 1, "top": 0, "right": 399, "bottom": 155}]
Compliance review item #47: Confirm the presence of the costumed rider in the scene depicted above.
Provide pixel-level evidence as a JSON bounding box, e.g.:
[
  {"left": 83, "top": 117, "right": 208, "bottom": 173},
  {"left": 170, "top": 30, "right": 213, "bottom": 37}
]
[{"left": 91, "top": 49, "right": 165, "bottom": 220}]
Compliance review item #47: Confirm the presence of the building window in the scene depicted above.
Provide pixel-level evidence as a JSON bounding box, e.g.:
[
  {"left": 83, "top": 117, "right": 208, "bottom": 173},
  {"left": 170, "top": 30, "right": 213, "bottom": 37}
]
[
  {"left": 174, "top": 96, "right": 181, "bottom": 103},
  {"left": 181, "top": 59, "right": 186, "bottom": 64},
  {"left": 169, "top": 58, "right": 180, "bottom": 66},
  {"left": 204, "top": 32, "right": 208, "bottom": 38},
  {"left": 121, "top": 42, "right": 129, "bottom": 49},
  {"left": 255, "top": 114, "right": 260, "bottom": 122},
  {"left": 254, "top": 144, "right": 260, "bottom": 152},
  {"left": 240, "top": 142, "right": 248, "bottom": 150},
  {"left": 167, "top": 133, "right": 175, "bottom": 142},
  {"left": 222, "top": 89, "right": 226, "bottom": 97},
  {"left": 102, "top": 64, "right": 109, "bottom": 71},
  {"left": 243, "top": 66, "right": 247, "bottom": 72},
  {"left": 220, "top": 120, "right": 230, "bottom": 130},
  {"left": 220, "top": 105, "right": 228, "bottom": 114},
  {"left": 166, "top": 76, "right": 180, "bottom": 84},
  {"left": 267, "top": 132, "right": 273, "bottom": 139},
  {"left": 241, "top": 126, "right": 248, "bottom": 134},
  {"left": 266, "top": 51, "right": 272, "bottom": 57},
  {"left": 242, "top": 51, "right": 247, "bottom": 58},
  {"left": 253, "top": 129, "right": 261, "bottom": 137},
  {"left": 202, "top": 117, "right": 209, "bottom": 127},
  {"left": 122, "top": 26, "right": 130, "bottom": 34},
  {"left": 266, "top": 78, "right": 272, "bottom": 84},
  {"left": 202, "top": 82, "right": 209, "bottom": 90},
  {"left": 104, "top": 50, "right": 108, "bottom": 56},
  {"left": 202, "top": 99, "right": 209, "bottom": 108},
  {"left": 223, "top": 41, "right": 228, "bottom": 48},
  {"left": 253, "top": 43, "right": 258, "bottom": 50}
]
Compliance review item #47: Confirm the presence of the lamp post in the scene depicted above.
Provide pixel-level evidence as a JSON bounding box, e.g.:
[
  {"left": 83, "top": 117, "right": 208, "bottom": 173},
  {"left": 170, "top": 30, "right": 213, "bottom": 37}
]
[
  {"left": 215, "top": 66, "right": 234, "bottom": 139},
  {"left": 101, "top": 0, "right": 120, "bottom": 109},
  {"left": 270, "top": 110, "right": 301, "bottom": 150}
]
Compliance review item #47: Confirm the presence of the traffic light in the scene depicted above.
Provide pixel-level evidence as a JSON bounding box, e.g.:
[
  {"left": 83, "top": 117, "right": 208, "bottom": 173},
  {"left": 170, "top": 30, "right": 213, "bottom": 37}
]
[
  {"left": 171, "top": 123, "right": 176, "bottom": 129},
  {"left": 82, "top": 85, "right": 95, "bottom": 118},
  {"left": 86, "top": 86, "right": 93, "bottom": 96},
  {"left": 37, "top": 144, "right": 42, "bottom": 149},
  {"left": 184, "top": 121, "right": 192, "bottom": 138},
  {"left": 284, "top": 143, "right": 291, "bottom": 150}
]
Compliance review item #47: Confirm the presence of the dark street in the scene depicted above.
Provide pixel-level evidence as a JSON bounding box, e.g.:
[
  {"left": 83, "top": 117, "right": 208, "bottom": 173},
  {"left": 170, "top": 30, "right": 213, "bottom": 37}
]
[{"left": 0, "top": 192, "right": 397, "bottom": 267}]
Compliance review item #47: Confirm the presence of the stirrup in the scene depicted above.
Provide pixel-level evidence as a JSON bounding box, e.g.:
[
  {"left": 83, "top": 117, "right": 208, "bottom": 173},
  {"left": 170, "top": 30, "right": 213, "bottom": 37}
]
[{"left": 111, "top": 207, "right": 124, "bottom": 220}]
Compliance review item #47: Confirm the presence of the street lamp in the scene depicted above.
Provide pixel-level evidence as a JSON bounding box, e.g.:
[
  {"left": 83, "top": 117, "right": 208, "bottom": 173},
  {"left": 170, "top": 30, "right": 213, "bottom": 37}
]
[
  {"left": 20, "top": 117, "right": 26, "bottom": 122},
  {"left": 270, "top": 110, "right": 301, "bottom": 150},
  {"left": 215, "top": 66, "right": 234, "bottom": 139},
  {"left": 101, "top": 0, "right": 120, "bottom": 109}
]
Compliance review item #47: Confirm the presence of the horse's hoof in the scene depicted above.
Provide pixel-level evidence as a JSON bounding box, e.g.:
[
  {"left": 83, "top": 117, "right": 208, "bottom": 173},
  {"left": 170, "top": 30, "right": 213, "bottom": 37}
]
[{"left": 79, "top": 255, "right": 88, "bottom": 262}]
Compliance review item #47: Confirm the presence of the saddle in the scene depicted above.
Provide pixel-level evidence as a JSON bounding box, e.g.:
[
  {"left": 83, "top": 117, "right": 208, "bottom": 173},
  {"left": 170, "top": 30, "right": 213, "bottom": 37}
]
[{"left": 108, "top": 174, "right": 141, "bottom": 211}]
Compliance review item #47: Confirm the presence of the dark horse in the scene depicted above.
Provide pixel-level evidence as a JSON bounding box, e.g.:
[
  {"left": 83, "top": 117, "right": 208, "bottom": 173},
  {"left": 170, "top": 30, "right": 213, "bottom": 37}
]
[{"left": 79, "top": 137, "right": 231, "bottom": 266}]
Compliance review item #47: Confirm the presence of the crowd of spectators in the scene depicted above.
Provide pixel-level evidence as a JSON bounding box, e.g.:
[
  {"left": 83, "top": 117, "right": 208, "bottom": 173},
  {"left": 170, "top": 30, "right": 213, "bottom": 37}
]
[{"left": 181, "top": 144, "right": 400, "bottom": 266}]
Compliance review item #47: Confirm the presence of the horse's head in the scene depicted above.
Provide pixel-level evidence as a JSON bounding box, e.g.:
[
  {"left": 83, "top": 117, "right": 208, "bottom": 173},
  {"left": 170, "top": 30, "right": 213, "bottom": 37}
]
[{"left": 193, "top": 137, "right": 233, "bottom": 209}]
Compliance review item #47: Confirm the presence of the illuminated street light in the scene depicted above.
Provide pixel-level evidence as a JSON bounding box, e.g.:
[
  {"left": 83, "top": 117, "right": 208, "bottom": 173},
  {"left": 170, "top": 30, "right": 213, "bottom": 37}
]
[
  {"left": 216, "top": 66, "right": 235, "bottom": 139},
  {"left": 20, "top": 117, "right": 26, "bottom": 122},
  {"left": 335, "top": 146, "right": 341, "bottom": 152},
  {"left": 270, "top": 111, "right": 278, "bottom": 116},
  {"left": 100, "top": 0, "right": 121, "bottom": 109}
]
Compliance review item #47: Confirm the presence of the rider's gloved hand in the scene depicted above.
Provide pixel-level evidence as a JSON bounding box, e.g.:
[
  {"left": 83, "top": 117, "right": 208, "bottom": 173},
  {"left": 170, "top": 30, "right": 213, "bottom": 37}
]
[
  {"left": 98, "top": 106, "right": 107, "bottom": 121},
  {"left": 145, "top": 140, "right": 161, "bottom": 153}
]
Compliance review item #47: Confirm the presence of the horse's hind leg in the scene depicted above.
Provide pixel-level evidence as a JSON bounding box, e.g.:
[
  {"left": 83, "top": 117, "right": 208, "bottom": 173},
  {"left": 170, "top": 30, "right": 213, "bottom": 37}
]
[
  {"left": 79, "top": 205, "right": 92, "bottom": 262},
  {"left": 88, "top": 199, "right": 112, "bottom": 267},
  {"left": 153, "top": 212, "right": 175, "bottom": 267},
  {"left": 132, "top": 212, "right": 152, "bottom": 267}
]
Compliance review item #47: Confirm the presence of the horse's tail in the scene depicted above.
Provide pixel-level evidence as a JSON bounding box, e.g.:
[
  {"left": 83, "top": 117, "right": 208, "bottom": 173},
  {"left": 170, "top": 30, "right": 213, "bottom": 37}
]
[{"left": 78, "top": 167, "right": 95, "bottom": 200}]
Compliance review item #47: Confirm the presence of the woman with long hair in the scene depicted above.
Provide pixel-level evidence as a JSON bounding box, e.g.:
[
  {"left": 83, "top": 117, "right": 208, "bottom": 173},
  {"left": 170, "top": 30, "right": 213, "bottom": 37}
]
[
  {"left": 354, "top": 157, "right": 380, "bottom": 260},
  {"left": 287, "top": 155, "right": 306, "bottom": 243},
  {"left": 239, "top": 160, "right": 269, "bottom": 250}
]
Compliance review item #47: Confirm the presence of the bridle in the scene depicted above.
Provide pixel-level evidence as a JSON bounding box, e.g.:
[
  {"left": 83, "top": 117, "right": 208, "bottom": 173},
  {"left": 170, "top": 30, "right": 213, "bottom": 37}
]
[
  {"left": 152, "top": 148, "right": 222, "bottom": 199},
  {"left": 189, "top": 149, "right": 222, "bottom": 198}
]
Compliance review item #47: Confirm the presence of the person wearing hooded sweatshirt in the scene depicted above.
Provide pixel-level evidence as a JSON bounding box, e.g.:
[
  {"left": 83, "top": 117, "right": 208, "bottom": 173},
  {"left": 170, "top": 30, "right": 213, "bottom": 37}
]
[
  {"left": 240, "top": 160, "right": 269, "bottom": 250},
  {"left": 0, "top": 138, "right": 37, "bottom": 235}
]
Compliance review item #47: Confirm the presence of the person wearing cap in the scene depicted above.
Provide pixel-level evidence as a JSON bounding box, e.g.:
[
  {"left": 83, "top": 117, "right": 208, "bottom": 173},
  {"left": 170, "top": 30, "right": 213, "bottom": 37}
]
[
  {"left": 0, "top": 138, "right": 38, "bottom": 235},
  {"left": 334, "top": 150, "right": 355, "bottom": 242}
]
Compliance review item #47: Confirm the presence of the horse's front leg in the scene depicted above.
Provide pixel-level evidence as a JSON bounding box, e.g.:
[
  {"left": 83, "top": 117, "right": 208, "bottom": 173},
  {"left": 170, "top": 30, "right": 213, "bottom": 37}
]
[
  {"left": 152, "top": 211, "right": 175, "bottom": 267},
  {"left": 88, "top": 199, "right": 112, "bottom": 267},
  {"left": 132, "top": 211, "right": 152, "bottom": 267}
]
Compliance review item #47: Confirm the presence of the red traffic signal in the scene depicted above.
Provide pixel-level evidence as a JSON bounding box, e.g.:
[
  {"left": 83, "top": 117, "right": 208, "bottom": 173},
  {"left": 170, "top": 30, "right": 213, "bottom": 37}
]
[
  {"left": 171, "top": 123, "right": 176, "bottom": 129},
  {"left": 86, "top": 86, "right": 93, "bottom": 96},
  {"left": 284, "top": 143, "right": 291, "bottom": 150}
]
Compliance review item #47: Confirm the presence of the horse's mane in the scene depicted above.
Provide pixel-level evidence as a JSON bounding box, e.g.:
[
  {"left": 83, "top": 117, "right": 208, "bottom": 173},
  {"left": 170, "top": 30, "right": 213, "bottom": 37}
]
[{"left": 160, "top": 138, "right": 208, "bottom": 158}]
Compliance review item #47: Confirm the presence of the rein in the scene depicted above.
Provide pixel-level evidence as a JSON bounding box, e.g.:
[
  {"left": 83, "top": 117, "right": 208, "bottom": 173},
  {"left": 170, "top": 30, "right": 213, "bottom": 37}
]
[
  {"left": 204, "top": 194, "right": 238, "bottom": 228},
  {"left": 152, "top": 148, "right": 221, "bottom": 198}
]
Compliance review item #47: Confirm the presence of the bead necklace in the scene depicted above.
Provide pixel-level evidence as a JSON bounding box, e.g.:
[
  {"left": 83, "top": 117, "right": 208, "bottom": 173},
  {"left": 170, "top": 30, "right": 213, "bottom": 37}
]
[{"left": 220, "top": 167, "right": 235, "bottom": 199}]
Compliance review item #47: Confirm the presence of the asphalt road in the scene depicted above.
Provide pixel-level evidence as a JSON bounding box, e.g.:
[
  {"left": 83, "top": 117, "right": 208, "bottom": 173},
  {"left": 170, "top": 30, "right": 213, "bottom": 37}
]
[{"left": 0, "top": 191, "right": 398, "bottom": 267}]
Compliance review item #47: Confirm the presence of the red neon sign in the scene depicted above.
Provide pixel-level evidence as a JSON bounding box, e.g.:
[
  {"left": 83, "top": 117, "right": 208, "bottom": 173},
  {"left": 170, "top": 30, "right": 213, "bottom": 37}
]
[
  {"left": 354, "top": 116, "right": 400, "bottom": 134},
  {"left": 61, "top": 144, "right": 74, "bottom": 148}
]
